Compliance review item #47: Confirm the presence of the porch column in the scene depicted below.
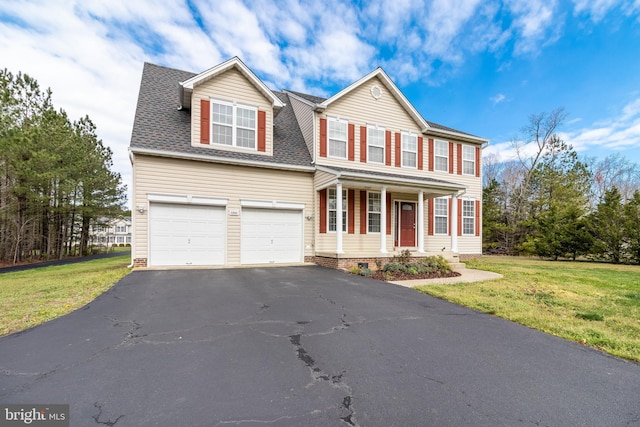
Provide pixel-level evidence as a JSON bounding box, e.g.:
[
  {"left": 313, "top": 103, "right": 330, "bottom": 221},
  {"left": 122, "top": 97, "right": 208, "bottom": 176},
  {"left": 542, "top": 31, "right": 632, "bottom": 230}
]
[
  {"left": 417, "top": 190, "right": 425, "bottom": 253},
  {"left": 380, "top": 186, "right": 388, "bottom": 253},
  {"left": 451, "top": 194, "right": 459, "bottom": 253},
  {"left": 336, "top": 182, "right": 344, "bottom": 254}
]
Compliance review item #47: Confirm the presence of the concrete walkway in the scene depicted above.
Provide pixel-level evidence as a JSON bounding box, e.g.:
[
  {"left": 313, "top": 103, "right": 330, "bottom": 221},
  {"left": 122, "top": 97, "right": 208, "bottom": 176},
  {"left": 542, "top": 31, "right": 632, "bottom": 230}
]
[{"left": 390, "top": 268, "right": 503, "bottom": 287}]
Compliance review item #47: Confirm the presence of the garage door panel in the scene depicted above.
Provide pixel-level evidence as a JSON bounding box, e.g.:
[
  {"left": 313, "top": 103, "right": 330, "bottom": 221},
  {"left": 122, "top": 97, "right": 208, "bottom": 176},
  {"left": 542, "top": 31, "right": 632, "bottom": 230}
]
[
  {"left": 241, "top": 208, "right": 302, "bottom": 265},
  {"left": 150, "top": 203, "right": 226, "bottom": 267}
]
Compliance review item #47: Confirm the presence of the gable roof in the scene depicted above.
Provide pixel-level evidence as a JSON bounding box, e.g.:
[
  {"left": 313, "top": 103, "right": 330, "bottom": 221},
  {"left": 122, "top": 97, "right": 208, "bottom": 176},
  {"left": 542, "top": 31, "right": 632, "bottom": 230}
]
[
  {"left": 287, "top": 70, "right": 487, "bottom": 144},
  {"left": 130, "top": 63, "right": 312, "bottom": 169},
  {"left": 178, "top": 56, "right": 285, "bottom": 111}
]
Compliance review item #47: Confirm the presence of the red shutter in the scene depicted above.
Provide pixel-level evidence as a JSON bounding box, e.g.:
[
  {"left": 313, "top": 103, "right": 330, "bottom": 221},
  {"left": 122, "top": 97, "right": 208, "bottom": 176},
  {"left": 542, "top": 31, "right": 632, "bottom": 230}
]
[
  {"left": 395, "top": 133, "right": 401, "bottom": 167},
  {"left": 457, "top": 198, "right": 463, "bottom": 236},
  {"left": 385, "top": 131, "right": 392, "bottom": 165},
  {"left": 448, "top": 142, "right": 454, "bottom": 174},
  {"left": 360, "top": 191, "right": 367, "bottom": 234},
  {"left": 475, "top": 200, "right": 481, "bottom": 237},
  {"left": 319, "top": 189, "right": 327, "bottom": 234},
  {"left": 428, "top": 198, "right": 434, "bottom": 236},
  {"left": 360, "top": 126, "right": 367, "bottom": 163},
  {"left": 348, "top": 189, "right": 355, "bottom": 234},
  {"left": 418, "top": 136, "right": 424, "bottom": 170},
  {"left": 457, "top": 144, "right": 462, "bottom": 175},
  {"left": 257, "top": 110, "right": 266, "bottom": 152},
  {"left": 200, "top": 99, "right": 210, "bottom": 144},
  {"left": 386, "top": 193, "right": 392, "bottom": 235},
  {"left": 320, "top": 118, "right": 327, "bottom": 157},
  {"left": 348, "top": 124, "right": 355, "bottom": 161},
  {"left": 475, "top": 146, "right": 481, "bottom": 177},
  {"left": 428, "top": 138, "right": 434, "bottom": 172}
]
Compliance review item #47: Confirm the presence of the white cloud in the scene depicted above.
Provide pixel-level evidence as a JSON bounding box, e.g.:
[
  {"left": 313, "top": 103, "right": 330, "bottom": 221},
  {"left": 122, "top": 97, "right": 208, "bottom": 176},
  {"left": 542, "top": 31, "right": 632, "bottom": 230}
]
[
  {"left": 490, "top": 93, "right": 507, "bottom": 104},
  {"left": 506, "top": 0, "right": 561, "bottom": 55}
]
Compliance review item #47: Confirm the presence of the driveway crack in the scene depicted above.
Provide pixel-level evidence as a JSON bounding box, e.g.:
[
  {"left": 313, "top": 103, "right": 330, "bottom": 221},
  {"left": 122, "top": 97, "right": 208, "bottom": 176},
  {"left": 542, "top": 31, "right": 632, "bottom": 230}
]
[{"left": 92, "top": 402, "right": 124, "bottom": 426}]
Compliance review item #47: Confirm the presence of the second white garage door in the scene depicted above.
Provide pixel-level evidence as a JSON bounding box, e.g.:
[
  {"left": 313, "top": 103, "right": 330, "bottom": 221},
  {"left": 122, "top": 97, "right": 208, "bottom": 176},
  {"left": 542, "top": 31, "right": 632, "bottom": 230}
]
[{"left": 241, "top": 208, "right": 303, "bottom": 264}]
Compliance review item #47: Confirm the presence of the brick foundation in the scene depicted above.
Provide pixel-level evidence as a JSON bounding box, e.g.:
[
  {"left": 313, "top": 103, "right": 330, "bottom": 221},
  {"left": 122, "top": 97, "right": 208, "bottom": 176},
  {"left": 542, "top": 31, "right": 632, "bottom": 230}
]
[
  {"left": 314, "top": 255, "right": 458, "bottom": 271},
  {"left": 458, "top": 253, "right": 481, "bottom": 261},
  {"left": 133, "top": 258, "right": 148, "bottom": 267}
]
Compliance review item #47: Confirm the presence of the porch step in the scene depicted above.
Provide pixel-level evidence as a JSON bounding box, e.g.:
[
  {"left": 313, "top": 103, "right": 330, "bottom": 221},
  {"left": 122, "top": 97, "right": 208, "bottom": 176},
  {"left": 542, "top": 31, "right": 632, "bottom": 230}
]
[{"left": 448, "top": 262, "right": 466, "bottom": 271}]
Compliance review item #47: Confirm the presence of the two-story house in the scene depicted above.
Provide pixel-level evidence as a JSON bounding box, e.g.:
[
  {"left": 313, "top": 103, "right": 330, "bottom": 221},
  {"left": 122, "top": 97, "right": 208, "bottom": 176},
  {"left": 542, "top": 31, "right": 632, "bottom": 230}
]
[{"left": 129, "top": 57, "right": 486, "bottom": 269}]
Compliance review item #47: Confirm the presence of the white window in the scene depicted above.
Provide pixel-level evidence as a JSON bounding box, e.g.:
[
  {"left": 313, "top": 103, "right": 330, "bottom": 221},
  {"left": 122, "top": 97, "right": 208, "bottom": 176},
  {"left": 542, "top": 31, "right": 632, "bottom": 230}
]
[
  {"left": 367, "top": 127, "right": 385, "bottom": 164},
  {"left": 117, "top": 236, "right": 125, "bottom": 243},
  {"left": 435, "top": 140, "right": 448, "bottom": 172},
  {"left": 402, "top": 133, "right": 417, "bottom": 168},
  {"left": 368, "top": 192, "right": 381, "bottom": 233},
  {"left": 434, "top": 198, "right": 448, "bottom": 235},
  {"left": 462, "top": 145, "right": 476, "bottom": 175},
  {"left": 328, "top": 188, "right": 347, "bottom": 232},
  {"left": 126, "top": 236, "right": 132, "bottom": 243},
  {"left": 328, "top": 119, "right": 347, "bottom": 158},
  {"left": 115, "top": 225, "right": 126, "bottom": 233},
  {"left": 211, "top": 100, "right": 257, "bottom": 149},
  {"left": 463, "top": 200, "right": 475, "bottom": 235}
]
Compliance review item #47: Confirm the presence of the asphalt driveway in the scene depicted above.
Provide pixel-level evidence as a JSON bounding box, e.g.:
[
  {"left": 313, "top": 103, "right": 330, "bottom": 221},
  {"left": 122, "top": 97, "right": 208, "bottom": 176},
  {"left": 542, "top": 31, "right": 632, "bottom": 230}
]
[{"left": 1, "top": 266, "right": 638, "bottom": 426}]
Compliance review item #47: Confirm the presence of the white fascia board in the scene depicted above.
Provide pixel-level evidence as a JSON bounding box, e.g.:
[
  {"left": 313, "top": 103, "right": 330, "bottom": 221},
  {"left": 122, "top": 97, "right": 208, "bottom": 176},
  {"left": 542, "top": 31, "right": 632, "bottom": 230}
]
[
  {"left": 129, "top": 147, "right": 315, "bottom": 173},
  {"left": 317, "top": 68, "right": 429, "bottom": 132},
  {"left": 240, "top": 199, "right": 305, "bottom": 210},
  {"left": 179, "top": 57, "right": 285, "bottom": 109},
  {"left": 425, "top": 128, "right": 489, "bottom": 144},
  {"left": 315, "top": 165, "right": 466, "bottom": 191}
]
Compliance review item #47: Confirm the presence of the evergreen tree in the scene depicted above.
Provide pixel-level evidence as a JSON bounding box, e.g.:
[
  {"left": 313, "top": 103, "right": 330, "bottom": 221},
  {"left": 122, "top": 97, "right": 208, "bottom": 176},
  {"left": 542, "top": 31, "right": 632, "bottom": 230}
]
[{"left": 590, "top": 187, "right": 626, "bottom": 263}]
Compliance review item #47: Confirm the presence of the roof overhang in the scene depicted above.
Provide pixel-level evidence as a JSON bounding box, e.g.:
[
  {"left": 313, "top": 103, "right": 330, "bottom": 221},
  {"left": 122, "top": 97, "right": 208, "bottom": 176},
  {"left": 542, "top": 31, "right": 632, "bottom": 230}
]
[
  {"left": 178, "top": 56, "right": 286, "bottom": 111},
  {"left": 316, "top": 165, "right": 466, "bottom": 197}
]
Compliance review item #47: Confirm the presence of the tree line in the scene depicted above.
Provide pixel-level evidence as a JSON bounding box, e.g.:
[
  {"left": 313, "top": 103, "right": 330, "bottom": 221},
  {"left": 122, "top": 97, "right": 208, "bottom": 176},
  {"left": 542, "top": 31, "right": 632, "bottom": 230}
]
[
  {"left": 482, "top": 108, "right": 640, "bottom": 263},
  {"left": 0, "top": 69, "right": 126, "bottom": 264}
]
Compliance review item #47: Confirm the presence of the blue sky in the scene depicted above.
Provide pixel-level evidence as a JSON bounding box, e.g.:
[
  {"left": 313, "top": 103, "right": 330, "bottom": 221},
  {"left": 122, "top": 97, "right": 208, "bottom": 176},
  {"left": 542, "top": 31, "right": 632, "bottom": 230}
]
[{"left": 1, "top": 0, "right": 639, "bottom": 203}]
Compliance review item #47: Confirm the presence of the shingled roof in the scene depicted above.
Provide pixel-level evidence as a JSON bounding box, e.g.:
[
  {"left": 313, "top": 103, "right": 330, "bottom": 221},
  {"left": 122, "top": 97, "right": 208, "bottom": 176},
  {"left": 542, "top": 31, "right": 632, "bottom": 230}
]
[{"left": 130, "top": 63, "right": 313, "bottom": 167}]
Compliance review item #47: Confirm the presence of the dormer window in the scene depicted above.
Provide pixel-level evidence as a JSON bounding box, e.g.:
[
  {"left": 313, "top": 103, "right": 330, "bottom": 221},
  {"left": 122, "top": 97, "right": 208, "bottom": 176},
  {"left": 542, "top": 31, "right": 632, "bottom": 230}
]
[{"left": 211, "top": 99, "right": 257, "bottom": 149}]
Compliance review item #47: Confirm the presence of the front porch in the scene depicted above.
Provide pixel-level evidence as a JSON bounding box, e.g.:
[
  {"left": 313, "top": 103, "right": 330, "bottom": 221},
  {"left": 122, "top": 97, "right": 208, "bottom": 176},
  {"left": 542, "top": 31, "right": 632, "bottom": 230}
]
[{"left": 315, "top": 166, "right": 475, "bottom": 268}]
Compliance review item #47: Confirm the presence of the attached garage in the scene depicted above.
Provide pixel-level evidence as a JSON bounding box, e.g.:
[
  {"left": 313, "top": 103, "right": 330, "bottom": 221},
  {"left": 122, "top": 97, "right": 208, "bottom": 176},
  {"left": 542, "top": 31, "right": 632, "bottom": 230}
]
[
  {"left": 241, "top": 207, "right": 303, "bottom": 264},
  {"left": 149, "top": 202, "right": 226, "bottom": 266}
]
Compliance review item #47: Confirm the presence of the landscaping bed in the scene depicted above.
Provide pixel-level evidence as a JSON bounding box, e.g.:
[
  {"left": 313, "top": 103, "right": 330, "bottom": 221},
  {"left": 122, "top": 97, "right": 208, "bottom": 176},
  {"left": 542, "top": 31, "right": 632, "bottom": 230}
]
[
  {"left": 350, "top": 251, "right": 459, "bottom": 281},
  {"left": 370, "top": 269, "right": 461, "bottom": 281}
]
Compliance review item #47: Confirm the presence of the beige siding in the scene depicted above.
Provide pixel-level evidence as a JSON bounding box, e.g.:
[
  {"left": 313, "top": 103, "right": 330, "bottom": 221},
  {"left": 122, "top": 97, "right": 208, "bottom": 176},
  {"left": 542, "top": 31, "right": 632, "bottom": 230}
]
[
  {"left": 133, "top": 155, "right": 314, "bottom": 265},
  {"left": 288, "top": 95, "right": 314, "bottom": 159},
  {"left": 191, "top": 68, "right": 274, "bottom": 156}
]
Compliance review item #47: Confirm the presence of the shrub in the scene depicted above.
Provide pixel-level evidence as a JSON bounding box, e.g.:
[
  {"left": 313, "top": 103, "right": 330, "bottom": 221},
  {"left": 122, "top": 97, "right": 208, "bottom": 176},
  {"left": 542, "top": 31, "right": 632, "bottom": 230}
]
[
  {"left": 359, "top": 268, "right": 374, "bottom": 277},
  {"left": 348, "top": 266, "right": 361, "bottom": 275},
  {"left": 383, "top": 262, "right": 406, "bottom": 273}
]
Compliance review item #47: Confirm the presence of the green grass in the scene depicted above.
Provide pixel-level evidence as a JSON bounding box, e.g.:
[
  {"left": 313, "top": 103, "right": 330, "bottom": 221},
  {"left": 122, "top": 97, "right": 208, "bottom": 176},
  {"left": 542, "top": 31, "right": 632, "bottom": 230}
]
[
  {"left": 0, "top": 255, "right": 131, "bottom": 336},
  {"left": 415, "top": 256, "right": 640, "bottom": 362}
]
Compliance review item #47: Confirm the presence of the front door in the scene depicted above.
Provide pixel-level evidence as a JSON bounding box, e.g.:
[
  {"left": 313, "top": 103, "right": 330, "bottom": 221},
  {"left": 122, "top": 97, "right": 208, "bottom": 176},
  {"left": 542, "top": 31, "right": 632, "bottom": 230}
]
[{"left": 399, "top": 202, "right": 416, "bottom": 247}]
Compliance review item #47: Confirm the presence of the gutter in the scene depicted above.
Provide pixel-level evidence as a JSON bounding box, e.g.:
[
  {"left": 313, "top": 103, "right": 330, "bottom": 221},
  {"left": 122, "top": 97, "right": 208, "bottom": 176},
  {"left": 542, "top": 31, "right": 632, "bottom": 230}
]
[{"left": 129, "top": 147, "right": 315, "bottom": 173}]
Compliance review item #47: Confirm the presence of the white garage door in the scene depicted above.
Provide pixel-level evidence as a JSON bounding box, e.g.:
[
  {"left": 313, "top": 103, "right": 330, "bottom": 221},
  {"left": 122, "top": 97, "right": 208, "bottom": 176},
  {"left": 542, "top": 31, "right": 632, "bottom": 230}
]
[
  {"left": 149, "top": 203, "right": 225, "bottom": 266},
  {"left": 241, "top": 208, "right": 303, "bottom": 264}
]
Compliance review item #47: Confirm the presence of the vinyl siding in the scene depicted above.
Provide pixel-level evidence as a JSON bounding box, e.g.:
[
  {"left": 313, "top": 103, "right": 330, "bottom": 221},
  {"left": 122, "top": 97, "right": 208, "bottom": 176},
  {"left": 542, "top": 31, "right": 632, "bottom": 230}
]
[
  {"left": 288, "top": 95, "right": 315, "bottom": 159},
  {"left": 133, "top": 155, "right": 314, "bottom": 265},
  {"left": 191, "top": 68, "right": 274, "bottom": 156}
]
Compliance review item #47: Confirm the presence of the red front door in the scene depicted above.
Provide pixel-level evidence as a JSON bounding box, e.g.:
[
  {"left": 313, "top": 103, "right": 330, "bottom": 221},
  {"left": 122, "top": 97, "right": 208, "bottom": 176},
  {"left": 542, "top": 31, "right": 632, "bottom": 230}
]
[{"left": 400, "top": 202, "right": 416, "bottom": 247}]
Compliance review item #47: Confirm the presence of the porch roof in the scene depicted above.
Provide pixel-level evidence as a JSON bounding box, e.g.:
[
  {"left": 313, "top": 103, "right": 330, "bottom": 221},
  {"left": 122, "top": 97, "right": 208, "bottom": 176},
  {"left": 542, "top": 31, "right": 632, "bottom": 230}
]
[{"left": 315, "top": 165, "right": 466, "bottom": 196}]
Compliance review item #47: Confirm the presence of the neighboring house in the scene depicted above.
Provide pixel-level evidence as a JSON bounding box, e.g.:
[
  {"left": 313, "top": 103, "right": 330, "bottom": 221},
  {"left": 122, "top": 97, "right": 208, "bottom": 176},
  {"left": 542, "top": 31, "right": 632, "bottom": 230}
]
[
  {"left": 91, "top": 217, "right": 132, "bottom": 247},
  {"left": 129, "top": 57, "right": 487, "bottom": 269}
]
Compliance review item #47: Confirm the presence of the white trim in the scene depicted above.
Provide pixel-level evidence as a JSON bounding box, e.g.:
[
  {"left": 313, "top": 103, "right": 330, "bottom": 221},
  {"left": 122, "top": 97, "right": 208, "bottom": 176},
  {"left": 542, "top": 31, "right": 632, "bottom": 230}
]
[
  {"left": 335, "top": 183, "right": 344, "bottom": 254},
  {"left": 367, "top": 191, "right": 382, "bottom": 234},
  {"left": 461, "top": 144, "right": 476, "bottom": 176},
  {"left": 180, "top": 57, "right": 285, "bottom": 109},
  {"left": 240, "top": 199, "right": 305, "bottom": 210},
  {"left": 209, "top": 99, "right": 258, "bottom": 149},
  {"left": 283, "top": 90, "right": 317, "bottom": 107},
  {"left": 425, "top": 128, "right": 487, "bottom": 144},
  {"left": 147, "top": 193, "right": 228, "bottom": 206},
  {"left": 418, "top": 191, "right": 424, "bottom": 253},
  {"left": 462, "top": 198, "right": 476, "bottom": 236},
  {"left": 396, "top": 199, "right": 417, "bottom": 248},
  {"left": 129, "top": 147, "right": 315, "bottom": 172},
  {"left": 451, "top": 195, "right": 459, "bottom": 252},
  {"left": 434, "top": 139, "right": 449, "bottom": 173},
  {"left": 380, "top": 186, "right": 387, "bottom": 253},
  {"left": 434, "top": 197, "right": 449, "bottom": 235}
]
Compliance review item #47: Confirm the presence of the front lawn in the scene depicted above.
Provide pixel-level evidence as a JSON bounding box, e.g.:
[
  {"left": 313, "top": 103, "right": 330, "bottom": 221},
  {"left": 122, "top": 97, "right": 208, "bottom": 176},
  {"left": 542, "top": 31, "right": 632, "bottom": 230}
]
[
  {"left": 0, "top": 255, "right": 131, "bottom": 336},
  {"left": 415, "top": 256, "right": 640, "bottom": 363}
]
